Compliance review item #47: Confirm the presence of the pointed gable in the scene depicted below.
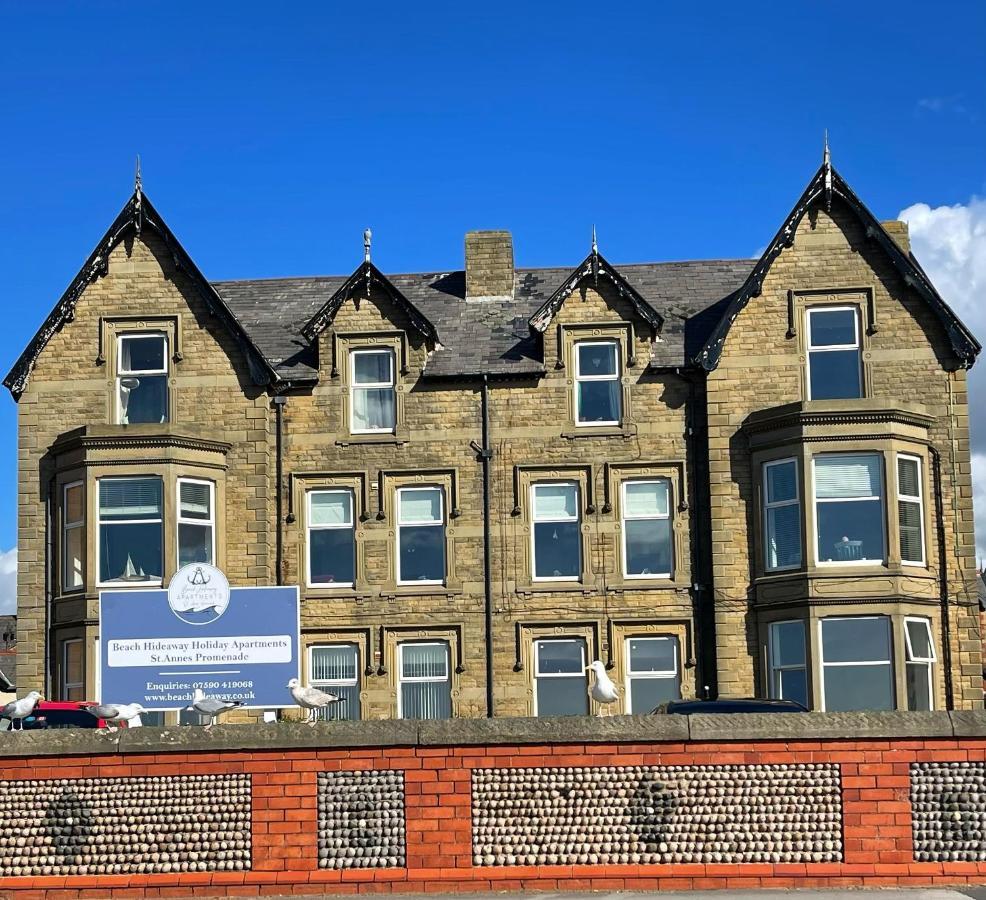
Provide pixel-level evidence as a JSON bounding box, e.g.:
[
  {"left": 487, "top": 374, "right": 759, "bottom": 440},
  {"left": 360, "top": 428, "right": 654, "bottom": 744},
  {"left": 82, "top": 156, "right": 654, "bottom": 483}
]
[
  {"left": 697, "top": 162, "right": 982, "bottom": 371},
  {"left": 3, "top": 190, "right": 278, "bottom": 399},
  {"left": 300, "top": 261, "right": 438, "bottom": 342},
  {"left": 528, "top": 251, "right": 665, "bottom": 334}
]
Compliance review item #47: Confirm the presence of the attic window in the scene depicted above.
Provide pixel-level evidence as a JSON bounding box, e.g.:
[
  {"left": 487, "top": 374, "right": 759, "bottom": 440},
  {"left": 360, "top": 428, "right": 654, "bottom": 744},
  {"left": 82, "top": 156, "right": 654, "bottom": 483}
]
[
  {"left": 806, "top": 307, "right": 862, "bottom": 401},
  {"left": 575, "top": 341, "right": 621, "bottom": 425},
  {"left": 117, "top": 333, "right": 169, "bottom": 424}
]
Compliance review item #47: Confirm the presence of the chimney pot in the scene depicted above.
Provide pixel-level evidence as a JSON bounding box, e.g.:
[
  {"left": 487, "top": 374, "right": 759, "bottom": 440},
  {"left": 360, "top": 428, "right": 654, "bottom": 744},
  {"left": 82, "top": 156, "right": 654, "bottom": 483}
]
[{"left": 465, "top": 231, "right": 513, "bottom": 301}]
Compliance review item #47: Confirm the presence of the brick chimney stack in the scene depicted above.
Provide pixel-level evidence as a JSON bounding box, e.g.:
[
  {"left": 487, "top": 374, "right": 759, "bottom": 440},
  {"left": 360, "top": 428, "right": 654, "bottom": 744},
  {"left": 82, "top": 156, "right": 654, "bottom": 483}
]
[{"left": 465, "top": 231, "right": 513, "bottom": 301}]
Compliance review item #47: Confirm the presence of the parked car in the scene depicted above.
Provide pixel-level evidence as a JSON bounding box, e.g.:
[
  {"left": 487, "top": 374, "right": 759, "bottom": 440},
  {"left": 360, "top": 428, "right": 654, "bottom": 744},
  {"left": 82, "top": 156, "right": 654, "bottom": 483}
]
[
  {"left": 0, "top": 700, "right": 126, "bottom": 730},
  {"left": 652, "top": 698, "right": 808, "bottom": 714}
]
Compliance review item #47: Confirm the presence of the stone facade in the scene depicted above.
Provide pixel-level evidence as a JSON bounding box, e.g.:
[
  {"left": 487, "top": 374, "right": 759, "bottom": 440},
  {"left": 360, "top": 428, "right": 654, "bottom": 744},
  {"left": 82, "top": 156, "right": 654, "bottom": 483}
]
[{"left": 4, "top": 158, "right": 981, "bottom": 719}]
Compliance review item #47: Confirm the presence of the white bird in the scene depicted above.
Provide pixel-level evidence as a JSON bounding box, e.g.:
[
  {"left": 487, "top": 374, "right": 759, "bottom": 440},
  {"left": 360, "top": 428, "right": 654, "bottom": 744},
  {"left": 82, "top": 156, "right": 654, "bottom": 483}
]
[
  {"left": 86, "top": 702, "right": 148, "bottom": 733},
  {"left": 186, "top": 688, "right": 243, "bottom": 730},
  {"left": 587, "top": 660, "right": 619, "bottom": 715},
  {"left": 1, "top": 691, "right": 42, "bottom": 731},
  {"left": 287, "top": 677, "right": 341, "bottom": 727}
]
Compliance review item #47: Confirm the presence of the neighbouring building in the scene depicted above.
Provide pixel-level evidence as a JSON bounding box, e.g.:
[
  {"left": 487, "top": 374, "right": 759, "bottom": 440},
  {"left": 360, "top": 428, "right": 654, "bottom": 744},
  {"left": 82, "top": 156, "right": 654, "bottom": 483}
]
[{"left": 4, "top": 150, "right": 982, "bottom": 722}]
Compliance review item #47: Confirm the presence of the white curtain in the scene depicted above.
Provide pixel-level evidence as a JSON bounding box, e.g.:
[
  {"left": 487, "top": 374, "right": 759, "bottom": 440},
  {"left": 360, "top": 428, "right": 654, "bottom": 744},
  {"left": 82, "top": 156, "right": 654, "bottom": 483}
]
[
  {"left": 310, "top": 491, "right": 352, "bottom": 526},
  {"left": 533, "top": 484, "right": 577, "bottom": 519},
  {"left": 399, "top": 489, "right": 441, "bottom": 523},
  {"left": 625, "top": 481, "right": 669, "bottom": 517}
]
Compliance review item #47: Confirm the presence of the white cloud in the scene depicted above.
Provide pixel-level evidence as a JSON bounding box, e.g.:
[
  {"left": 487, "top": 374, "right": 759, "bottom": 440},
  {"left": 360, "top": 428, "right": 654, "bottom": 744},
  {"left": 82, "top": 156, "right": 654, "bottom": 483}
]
[
  {"left": 899, "top": 197, "right": 986, "bottom": 563},
  {"left": 0, "top": 548, "right": 15, "bottom": 616}
]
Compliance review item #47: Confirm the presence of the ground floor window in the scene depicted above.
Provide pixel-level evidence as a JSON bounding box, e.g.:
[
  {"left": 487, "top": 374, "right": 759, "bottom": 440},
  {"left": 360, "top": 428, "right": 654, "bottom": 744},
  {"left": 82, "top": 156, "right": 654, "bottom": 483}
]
[
  {"left": 624, "top": 636, "right": 679, "bottom": 712},
  {"left": 767, "top": 620, "right": 808, "bottom": 709},
  {"left": 61, "top": 638, "right": 84, "bottom": 702},
  {"left": 398, "top": 641, "right": 451, "bottom": 719},
  {"left": 310, "top": 644, "right": 361, "bottom": 720},
  {"left": 820, "top": 616, "right": 894, "bottom": 711},
  {"left": 904, "top": 617, "right": 936, "bottom": 711},
  {"left": 534, "top": 638, "right": 588, "bottom": 716}
]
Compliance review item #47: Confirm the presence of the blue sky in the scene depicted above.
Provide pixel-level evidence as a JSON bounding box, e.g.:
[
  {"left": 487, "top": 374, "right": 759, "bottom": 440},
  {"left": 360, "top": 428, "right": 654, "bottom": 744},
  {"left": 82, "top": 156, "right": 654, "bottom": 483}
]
[{"left": 0, "top": 2, "right": 984, "bottom": 590}]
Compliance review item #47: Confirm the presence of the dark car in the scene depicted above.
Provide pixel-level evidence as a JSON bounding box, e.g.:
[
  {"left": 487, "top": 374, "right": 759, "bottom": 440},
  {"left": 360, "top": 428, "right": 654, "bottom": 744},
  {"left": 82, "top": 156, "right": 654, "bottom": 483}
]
[
  {"left": 652, "top": 698, "right": 808, "bottom": 714},
  {"left": 0, "top": 700, "right": 124, "bottom": 730}
]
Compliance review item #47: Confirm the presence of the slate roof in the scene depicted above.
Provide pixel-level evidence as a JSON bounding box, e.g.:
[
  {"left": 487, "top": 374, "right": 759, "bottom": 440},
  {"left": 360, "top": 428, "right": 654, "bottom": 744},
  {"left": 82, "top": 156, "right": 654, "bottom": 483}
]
[{"left": 212, "top": 259, "right": 754, "bottom": 383}]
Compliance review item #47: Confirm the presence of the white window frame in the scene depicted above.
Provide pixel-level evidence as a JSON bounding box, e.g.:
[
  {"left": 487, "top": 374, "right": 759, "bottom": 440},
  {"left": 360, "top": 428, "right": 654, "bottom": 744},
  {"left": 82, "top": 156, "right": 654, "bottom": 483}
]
[
  {"left": 811, "top": 453, "right": 886, "bottom": 567},
  {"left": 95, "top": 475, "right": 164, "bottom": 588},
  {"left": 621, "top": 480, "right": 672, "bottom": 579},
  {"left": 818, "top": 615, "right": 893, "bottom": 712},
  {"left": 896, "top": 454, "right": 926, "bottom": 567},
  {"left": 904, "top": 616, "right": 936, "bottom": 711},
  {"left": 530, "top": 481, "right": 581, "bottom": 583},
  {"left": 805, "top": 305, "right": 862, "bottom": 401},
  {"left": 762, "top": 458, "right": 802, "bottom": 572},
  {"left": 767, "top": 620, "right": 808, "bottom": 703},
  {"left": 308, "top": 643, "right": 360, "bottom": 720},
  {"left": 176, "top": 478, "right": 216, "bottom": 568},
  {"left": 624, "top": 636, "right": 679, "bottom": 713},
  {"left": 62, "top": 481, "right": 85, "bottom": 593},
  {"left": 533, "top": 637, "right": 587, "bottom": 716},
  {"left": 61, "top": 637, "right": 84, "bottom": 702},
  {"left": 350, "top": 348, "right": 396, "bottom": 435},
  {"left": 116, "top": 332, "right": 169, "bottom": 425},
  {"left": 396, "top": 641, "right": 450, "bottom": 719},
  {"left": 574, "top": 340, "right": 620, "bottom": 426},
  {"left": 396, "top": 486, "right": 445, "bottom": 586},
  {"left": 306, "top": 489, "right": 356, "bottom": 588}
]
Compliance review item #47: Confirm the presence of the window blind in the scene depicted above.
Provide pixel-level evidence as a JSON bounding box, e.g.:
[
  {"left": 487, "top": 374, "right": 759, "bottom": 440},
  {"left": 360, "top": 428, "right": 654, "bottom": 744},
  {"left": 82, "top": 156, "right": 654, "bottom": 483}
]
[
  {"left": 310, "top": 491, "right": 352, "bottom": 526},
  {"left": 533, "top": 484, "right": 577, "bottom": 519},
  {"left": 624, "top": 481, "right": 669, "bottom": 518},
  {"left": 814, "top": 455, "right": 881, "bottom": 499},
  {"left": 399, "top": 489, "right": 441, "bottom": 523},
  {"left": 766, "top": 461, "right": 797, "bottom": 504},
  {"left": 311, "top": 645, "right": 357, "bottom": 681},
  {"left": 99, "top": 478, "right": 162, "bottom": 518},
  {"left": 179, "top": 481, "right": 211, "bottom": 519},
  {"left": 401, "top": 643, "right": 448, "bottom": 679}
]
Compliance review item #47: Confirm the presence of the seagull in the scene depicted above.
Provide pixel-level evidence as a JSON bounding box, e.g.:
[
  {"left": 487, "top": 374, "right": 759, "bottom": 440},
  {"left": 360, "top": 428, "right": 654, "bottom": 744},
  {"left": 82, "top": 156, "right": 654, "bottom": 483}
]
[
  {"left": 1, "top": 691, "right": 42, "bottom": 731},
  {"left": 587, "top": 660, "right": 619, "bottom": 716},
  {"left": 287, "top": 677, "right": 341, "bottom": 727},
  {"left": 85, "top": 702, "right": 148, "bottom": 733},
  {"left": 186, "top": 688, "right": 243, "bottom": 730}
]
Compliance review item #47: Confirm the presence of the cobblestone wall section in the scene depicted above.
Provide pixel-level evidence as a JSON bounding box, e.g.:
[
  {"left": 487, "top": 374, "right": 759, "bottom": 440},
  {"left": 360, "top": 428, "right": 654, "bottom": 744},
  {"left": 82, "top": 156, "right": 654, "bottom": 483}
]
[
  {"left": 912, "top": 761, "right": 986, "bottom": 861},
  {"left": 0, "top": 774, "right": 250, "bottom": 877},
  {"left": 317, "top": 770, "right": 406, "bottom": 869},
  {"left": 471, "top": 763, "right": 842, "bottom": 866}
]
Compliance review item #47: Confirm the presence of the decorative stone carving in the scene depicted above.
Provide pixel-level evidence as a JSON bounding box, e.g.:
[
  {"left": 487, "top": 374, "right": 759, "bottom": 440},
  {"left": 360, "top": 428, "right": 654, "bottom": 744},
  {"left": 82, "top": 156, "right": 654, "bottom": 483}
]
[
  {"left": 0, "top": 774, "right": 251, "bottom": 876},
  {"left": 912, "top": 761, "right": 986, "bottom": 861},
  {"left": 472, "top": 764, "right": 842, "bottom": 866},
  {"left": 317, "top": 770, "right": 405, "bottom": 869}
]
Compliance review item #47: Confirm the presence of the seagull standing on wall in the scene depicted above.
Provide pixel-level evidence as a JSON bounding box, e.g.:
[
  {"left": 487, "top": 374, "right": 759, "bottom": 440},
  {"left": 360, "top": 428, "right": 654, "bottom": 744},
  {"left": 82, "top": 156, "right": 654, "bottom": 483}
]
[
  {"left": 186, "top": 688, "right": 244, "bottom": 730},
  {"left": 1, "top": 691, "right": 41, "bottom": 731},
  {"left": 86, "top": 702, "right": 148, "bottom": 733},
  {"left": 586, "top": 660, "right": 619, "bottom": 716},
  {"left": 287, "top": 678, "right": 342, "bottom": 727}
]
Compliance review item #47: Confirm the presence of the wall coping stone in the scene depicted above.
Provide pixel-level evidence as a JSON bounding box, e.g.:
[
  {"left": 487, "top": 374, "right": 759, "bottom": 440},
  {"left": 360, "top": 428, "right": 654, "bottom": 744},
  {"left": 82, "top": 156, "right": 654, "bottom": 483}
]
[{"left": 0, "top": 711, "right": 981, "bottom": 759}]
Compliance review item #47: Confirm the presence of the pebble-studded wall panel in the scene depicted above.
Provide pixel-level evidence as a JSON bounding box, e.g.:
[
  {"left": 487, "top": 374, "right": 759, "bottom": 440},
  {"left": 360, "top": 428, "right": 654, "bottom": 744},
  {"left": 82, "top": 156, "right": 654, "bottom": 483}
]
[
  {"left": 317, "top": 770, "right": 406, "bottom": 869},
  {"left": 472, "top": 764, "right": 842, "bottom": 866},
  {"left": 911, "top": 761, "right": 986, "bottom": 861},
  {"left": 0, "top": 774, "right": 251, "bottom": 877}
]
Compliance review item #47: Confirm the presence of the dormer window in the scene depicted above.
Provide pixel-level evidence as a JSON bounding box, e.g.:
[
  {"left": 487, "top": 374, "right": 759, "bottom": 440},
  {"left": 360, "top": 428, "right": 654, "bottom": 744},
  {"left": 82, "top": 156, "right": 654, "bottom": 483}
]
[
  {"left": 351, "top": 348, "right": 396, "bottom": 433},
  {"left": 575, "top": 341, "right": 620, "bottom": 425},
  {"left": 117, "top": 333, "right": 169, "bottom": 424},
  {"left": 805, "top": 307, "right": 862, "bottom": 400}
]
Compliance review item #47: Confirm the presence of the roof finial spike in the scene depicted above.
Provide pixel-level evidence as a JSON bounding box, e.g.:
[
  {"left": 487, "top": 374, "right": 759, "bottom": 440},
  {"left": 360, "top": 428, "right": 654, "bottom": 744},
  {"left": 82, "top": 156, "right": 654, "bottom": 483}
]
[
  {"left": 823, "top": 129, "right": 830, "bottom": 168},
  {"left": 134, "top": 154, "right": 142, "bottom": 198},
  {"left": 591, "top": 224, "right": 598, "bottom": 256},
  {"left": 363, "top": 227, "right": 372, "bottom": 264},
  {"left": 822, "top": 129, "right": 833, "bottom": 212},
  {"left": 590, "top": 224, "right": 599, "bottom": 285}
]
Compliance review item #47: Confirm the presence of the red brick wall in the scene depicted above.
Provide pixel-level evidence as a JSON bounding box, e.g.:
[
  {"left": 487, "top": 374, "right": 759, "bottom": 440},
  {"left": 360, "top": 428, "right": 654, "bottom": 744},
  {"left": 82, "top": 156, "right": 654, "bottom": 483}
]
[{"left": 1, "top": 736, "right": 985, "bottom": 898}]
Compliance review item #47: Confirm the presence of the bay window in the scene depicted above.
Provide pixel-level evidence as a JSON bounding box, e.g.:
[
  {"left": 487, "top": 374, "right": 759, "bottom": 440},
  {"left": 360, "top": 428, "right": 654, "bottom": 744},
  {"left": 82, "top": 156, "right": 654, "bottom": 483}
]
[
  {"left": 177, "top": 479, "right": 214, "bottom": 568},
  {"left": 62, "top": 482, "right": 84, "bottom": 592},
  {"left": 534, "top": 638, "right": 588, "bottom": 716},
  {"left": 531, "top": 482, "right": 581, "bottom": 581},
  {"left": 904, "top": 617, "right": 936, "bottom": 711},
  {"left": 396, "top": 487, "right": 445, "bottom": 585},
  {"left": 621, "top": 480, "right": 672, "bottom": 578},
  {"left": 309, "top": 644, "right": 361, "bottom": 720},
  {"left": 763, "top": 459, "right": 801, "bottom": 571},
  {"left": 307, "top": 490, "right": 356, "bottom": 587},
  {"left": 61, "top": 638, "right": 84, "bottom": 702},
  {"left": 351, "top": 348, "right": 396, "bottom": 433},
  {"left": 575, "top": 341, "right": 620, "bottom": 425},
  {"left": 819, "top": 616, "right": 894, "bottom": 711},
  {"left": 767, "top": 620, "right": 808, "bottom": 709},
  {"left": 117, "top": 333, "right": 169, "bottom": 424},
  {"left": 897, "top": 455, "right": 926, "bottom": 566},
  {"left": 813, "top": 454, "right": 885, "bottom": 564},
  {"left": 398, "top": 642, "right": 451, "bottom": 719},
  {"left": 624, "top": 636, "right": 679, "bottom": 713},
  {"left": 98, "top": 477, "right": 163, "bottom": 585},
  {"left": 805, "top": 306, "right": 862, "bottom": 400}
]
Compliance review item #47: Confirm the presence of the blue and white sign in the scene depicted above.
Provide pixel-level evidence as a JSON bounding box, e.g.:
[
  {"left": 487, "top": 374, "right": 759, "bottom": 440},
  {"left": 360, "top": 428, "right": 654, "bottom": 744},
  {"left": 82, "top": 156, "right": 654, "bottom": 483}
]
[{"left": 99, "top": 564, "right": 300, "bottom": 711}]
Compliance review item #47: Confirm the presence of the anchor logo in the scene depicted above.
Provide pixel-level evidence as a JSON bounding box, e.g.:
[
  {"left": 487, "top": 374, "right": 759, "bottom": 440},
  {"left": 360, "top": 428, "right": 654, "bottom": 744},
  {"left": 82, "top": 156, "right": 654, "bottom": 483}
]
[
  {"left": 189, "top": 566, "right": 211, "bottom": 586},
  {"left": 167, "top": 563, "right": 229, "bottom": 625}
]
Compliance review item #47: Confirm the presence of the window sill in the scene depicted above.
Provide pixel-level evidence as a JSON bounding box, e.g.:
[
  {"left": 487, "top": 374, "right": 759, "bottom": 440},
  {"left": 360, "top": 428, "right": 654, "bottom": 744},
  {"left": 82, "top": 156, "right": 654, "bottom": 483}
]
[
  {"left": 562, "top": 424, "right": 636, "bottom": 440},
  {"left": 381, "top": 584, "right": 463, "bottom": 600},
  {"left": 336, "top": 429, "right": 409, "bottom": 447},
  {"left": 516, "top": 581, "right": 597, "bottom": 596},
  {"left": 606, "top": 579, "right": 686, "bottom": 593}
]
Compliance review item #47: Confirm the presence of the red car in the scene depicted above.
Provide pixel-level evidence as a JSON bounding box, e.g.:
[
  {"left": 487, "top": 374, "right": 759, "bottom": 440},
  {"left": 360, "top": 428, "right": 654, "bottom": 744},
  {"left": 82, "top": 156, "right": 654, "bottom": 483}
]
[{"left": 1, "top": 700, "right": 127, "bottom": 730}]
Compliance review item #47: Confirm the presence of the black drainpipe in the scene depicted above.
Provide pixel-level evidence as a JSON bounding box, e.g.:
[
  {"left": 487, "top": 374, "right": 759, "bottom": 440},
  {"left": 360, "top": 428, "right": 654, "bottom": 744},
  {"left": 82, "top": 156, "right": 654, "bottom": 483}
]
[
  {"left": 470, "top": 375, "right": 495, "bottom": 718},
  {"left": 273, "top": 395, "right": 287, "bottom": 586},
  {"left": 929, "top": 446, "right": 954, "bottom": 710},
  {"left": 43, "top": 473, "right": 54, "bottom": 697}
]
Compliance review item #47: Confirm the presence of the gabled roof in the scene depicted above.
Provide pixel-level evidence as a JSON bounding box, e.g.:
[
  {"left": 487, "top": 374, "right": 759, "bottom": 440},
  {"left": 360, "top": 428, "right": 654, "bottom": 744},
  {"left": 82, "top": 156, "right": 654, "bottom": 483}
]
[
  {"left": 528, "top": 249, "right": 665, "bottom": 334},
  {"left": 300, "top": 261, "right": 437, "bottom": 343},
  {"left": 696, "top": 161, "right": 982, "bottom": 371},
  {"left": 3, "top": 190, "right": 279, "bottom": 399}
]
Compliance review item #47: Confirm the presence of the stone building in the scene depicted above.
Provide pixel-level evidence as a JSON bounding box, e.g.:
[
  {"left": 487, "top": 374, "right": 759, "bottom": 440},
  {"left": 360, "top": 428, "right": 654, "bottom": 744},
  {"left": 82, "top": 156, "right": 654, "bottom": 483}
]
[{"left": 4, "top": 152, "right": 982, "bottom": 721}]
